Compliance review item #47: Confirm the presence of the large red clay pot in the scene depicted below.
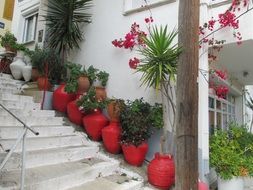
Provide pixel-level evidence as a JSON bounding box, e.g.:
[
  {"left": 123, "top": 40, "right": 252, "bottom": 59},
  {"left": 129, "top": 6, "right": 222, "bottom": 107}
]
[
  {"left": 31, "top": 67, "right": 39, "bottom": 81},
  {"left": 67, "top": 100, "right": 84, "bottom": 126},
  {"left": 148, "top": 153, "right": 175, "bottom": 189},
  {"left": 82, "top": 110, "right": 109, "bottom": 141},
  {"left": 122, "top": 142, "right": 148, "bottom": 166},
  {"left": 53, "top": 84, "right": 76, "bottom": 113},
  {"left": 37, "top": 76, "right": 51, "bottom": 91},
  {"left": 102, "top": 122, "right": 121, "bottom": 154},
  {"left": 198, "top": 181, "right": 208, "bottom": 190}
]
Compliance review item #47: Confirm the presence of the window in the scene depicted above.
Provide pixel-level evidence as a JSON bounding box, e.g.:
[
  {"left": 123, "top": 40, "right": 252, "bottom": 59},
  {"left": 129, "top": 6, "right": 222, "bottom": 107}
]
[
  {"left": 123, "top": 0, "right": 174, "bottom": 15},
  {"left": 209, "top": 94, "right": 236, "bottom": 134},
  {"left": 23, "top": 13, "right": 38, "bottom": 43},
  {"left": 3, "top": 0, "right": 15, "bottom": 20}
]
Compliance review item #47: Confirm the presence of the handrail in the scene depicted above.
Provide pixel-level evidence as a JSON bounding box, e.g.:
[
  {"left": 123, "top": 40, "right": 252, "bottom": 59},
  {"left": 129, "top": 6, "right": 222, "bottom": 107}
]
[
  {"left": 0, "top": 103, "right": 39, "bottom": 135},
  {"left": 0, "top": 101, "right": 39, "bottom": 190}
]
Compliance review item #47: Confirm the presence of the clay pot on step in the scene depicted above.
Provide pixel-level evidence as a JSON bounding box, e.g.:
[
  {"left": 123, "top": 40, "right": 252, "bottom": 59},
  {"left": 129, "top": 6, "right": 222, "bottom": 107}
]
[
  {"left": 82, "top": 109, "right": 109, "bottom": 141},
  {"left": 77, "top": 75, "right": 90, "bottom": 94},
  {"left": 147, "top": 153, "right": 175, "bottom": 189},
  {"left": 122, "top": 142, "right": 148, "bottom": 166},
  {"left": 31, "top": 67, "right": 40, "bottom": 81},
  {"left": 95, "top": 86, "right": 107, "bottom": 101},
  {"left": 102, "top": 122, "right": 121, "bottom": 154},
  {"left": 37, "top": 76, "right": 51, "bottom": 91},
  {"left": 107, "top": 100, "right": 123, "bottom": 122},
  {"left": 53, "top": 84, "right": 76, "bottom": 113}
]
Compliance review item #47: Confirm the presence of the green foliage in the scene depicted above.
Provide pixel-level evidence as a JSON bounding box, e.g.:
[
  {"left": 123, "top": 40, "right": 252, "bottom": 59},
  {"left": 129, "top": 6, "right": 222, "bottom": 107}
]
[
  {"left": 136, "top": 26, "right": 181, "bottom": 89},
  {"left": 0, "top": 31, "right": 17, "bottom": 48},
  {"left": 86, "top": 65, "right": 98, "bottom": 85},
  {"left": 64, "top": 62, "right": 84, "bottom": 93},
  {"left": 149, "top": 103, "right": 164, "bottom": 129},
  {"left": 96, "top": 71, "right": 109, "bottom": 87},
  {"left": 30, "top": 47, "right": 63, "bottom": 83},
  {"left": 76, "top": 86, "right": 108, "bottom": 113},
  {"left": 210, "top": 122, "right": 253, "bottom": 180},
  {"left": 120, "top": 98, "right": 163, "bottom": 146},
  {"left": 44, "top": 0, "right": 92, "bottom": 56}
]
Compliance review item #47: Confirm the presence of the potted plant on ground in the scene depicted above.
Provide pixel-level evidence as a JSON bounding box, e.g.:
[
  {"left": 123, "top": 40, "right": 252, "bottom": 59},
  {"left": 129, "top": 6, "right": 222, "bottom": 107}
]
[
  {"left": 210, "top": 123, "right": 253, "bottom": 190},
  {"left": 0, "top": 31, "right": 17, "bottom": 53},
  {"left": 102, "top": 98, "right": 125, "bottom": 154},
  {"left": 77, "top": 87, "right": 109, "bottom": 141},
  {"left": 94, "top": 70, "right": 109, "bottom": 101},
  {"left": 119, "top": 98, "right": 154, "bottom": 166}
]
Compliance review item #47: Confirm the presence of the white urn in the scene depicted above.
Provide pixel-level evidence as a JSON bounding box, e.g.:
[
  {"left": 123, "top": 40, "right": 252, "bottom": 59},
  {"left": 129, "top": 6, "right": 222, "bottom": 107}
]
[
  {"left": 22, "top": 65, "right": 32, "bottom": 82},
  {"left": 10, "top": 53, "right": 26, "bottom": 80}
]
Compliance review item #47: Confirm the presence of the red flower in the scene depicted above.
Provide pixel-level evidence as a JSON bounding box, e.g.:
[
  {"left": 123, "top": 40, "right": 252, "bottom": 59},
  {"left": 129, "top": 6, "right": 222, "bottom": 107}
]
[
  {"left": 145, "top": 18, "right": 150, "bottom": 23},
  {"left": 129, "top": 57, "right": 140, "bottom": 69},
  {"left": 215, "top": 85, "right": 229, "bottom": 99},
  {"left": 215, "top": 69, "right": 227, "bottom": 80}
]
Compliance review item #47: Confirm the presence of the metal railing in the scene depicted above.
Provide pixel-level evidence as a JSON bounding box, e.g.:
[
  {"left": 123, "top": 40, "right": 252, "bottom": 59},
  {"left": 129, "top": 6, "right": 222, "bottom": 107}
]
[{"left": 0, "top": 103, "right": 39, "bottom": 190}]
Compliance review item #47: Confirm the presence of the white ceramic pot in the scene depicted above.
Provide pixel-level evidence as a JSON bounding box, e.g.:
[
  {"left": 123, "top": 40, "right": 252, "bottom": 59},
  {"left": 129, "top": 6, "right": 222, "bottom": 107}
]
[
  {"left": 22, "top": 65, "right": 32, "bottom": 82},
  {"left": 218, "top": 177, "right": 244, "bottom": 190},
  {"left": 10, "top": 57, "right": 26, "bottom": 80}
]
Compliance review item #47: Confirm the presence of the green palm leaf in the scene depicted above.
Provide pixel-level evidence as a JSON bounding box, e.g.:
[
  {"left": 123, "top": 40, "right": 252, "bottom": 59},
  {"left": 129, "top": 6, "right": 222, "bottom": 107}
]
[{"left": 136, "top": 25, "right": 181, "bottom": 90}]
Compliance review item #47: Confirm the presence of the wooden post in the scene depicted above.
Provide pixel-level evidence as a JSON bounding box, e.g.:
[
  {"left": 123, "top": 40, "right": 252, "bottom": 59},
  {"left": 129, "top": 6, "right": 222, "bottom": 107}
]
[{"left": 176, "top": 0, "right": 199, "bottom": 189}]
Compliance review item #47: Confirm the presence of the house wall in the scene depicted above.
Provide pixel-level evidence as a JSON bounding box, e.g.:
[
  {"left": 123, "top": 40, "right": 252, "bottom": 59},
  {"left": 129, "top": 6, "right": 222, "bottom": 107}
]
[
  {"left": 11, "top": 0, "right": 47, "bottom": 49},
  {"left": 0, "top": 0, "right": 14, "bottom": 36}
]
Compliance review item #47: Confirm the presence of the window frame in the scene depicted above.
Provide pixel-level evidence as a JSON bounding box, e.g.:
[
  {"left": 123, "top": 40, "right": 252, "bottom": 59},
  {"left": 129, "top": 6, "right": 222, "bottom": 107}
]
[
  {"left": 123, "top": 0, "right": 176, "bottom": 15},
  {"left": 209, "top": 93, "right": 236, "bottom": 134},
  {"left": 22, "top": 12, "right": 38, "bottom": 43}
]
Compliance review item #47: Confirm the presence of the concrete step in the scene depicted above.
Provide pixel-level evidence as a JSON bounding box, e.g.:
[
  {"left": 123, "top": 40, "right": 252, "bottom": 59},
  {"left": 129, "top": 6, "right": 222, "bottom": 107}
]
[
  {"left": 0, "top": 159, "right": 119, "bottom": 190},
  {"left": 0, "top": 93, "right": 33, "bottom": 102},
  {"left": 0, "top": 115, "right": 63, "bottom": 126},
  {"left": 0, "top": 145, "right": 99, "bottom": 170},
  {"left": 67, "top": 174, "right": 143, "bottom": 190},
  {"left": 0, "top": 125, "right": 75, "bottom": 138},
  {"left": 0, "top": 99, "right": 36, "bottom": 108},
  {"left": 0, "top": 109, "right": 55, "bottom": 117},
  {"left": 0, "top": 73, "right": 14, "bottom": 80},
  {"left": 0, "top": 87, "right": 22, "bottom": 94},
  {"left": 0, "top": 101, "right": 41, "bottom": 110},
  {"left": 0, "top": 135, "right": 91, "bottom": 153}
]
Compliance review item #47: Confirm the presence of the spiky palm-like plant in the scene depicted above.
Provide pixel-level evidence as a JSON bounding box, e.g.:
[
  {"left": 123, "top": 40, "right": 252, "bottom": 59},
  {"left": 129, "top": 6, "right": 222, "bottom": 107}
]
[
  {"left": 44, "top": 0, "right": 92, "bottom": 60},
  {"left": 136, "top": 25, "right": 181, "bottom": 154}
]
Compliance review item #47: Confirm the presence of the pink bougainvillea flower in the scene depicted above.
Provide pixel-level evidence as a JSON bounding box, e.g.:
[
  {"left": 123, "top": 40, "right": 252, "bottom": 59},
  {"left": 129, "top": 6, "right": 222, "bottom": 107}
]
[
  {"left": 129, "top": 57, "right": 140, "bottom": 69},
  {"left": 215, "top": 69, "right": 227, "bottom": 80},
  {"left": 215, "top": 85, "right": 229, "bottom": 99},
  {"left": 145, "top": 17, "right": 150, "bottom": 23}
]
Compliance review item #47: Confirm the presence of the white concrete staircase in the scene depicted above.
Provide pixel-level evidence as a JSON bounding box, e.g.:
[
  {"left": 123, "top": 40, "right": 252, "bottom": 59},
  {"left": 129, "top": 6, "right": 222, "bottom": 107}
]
[{"left": 0, "top": 74, "right": 152, "bottom": 190}]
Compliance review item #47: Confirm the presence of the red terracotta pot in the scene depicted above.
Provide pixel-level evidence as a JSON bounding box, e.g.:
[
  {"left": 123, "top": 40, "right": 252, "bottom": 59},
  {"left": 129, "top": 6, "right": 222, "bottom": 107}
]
[
  {"left": 102, "top": 122, "right": 121, "bottom": 154},
  {"left": 107, "top": 101, "right": 121, "bottom": 122},
  {"left": 122, "top": 142, "right": 148, "bottom": 166},
  {"left": 0, "top": 58, "right": 11, "bottom": 74},
  {"left": 37, "top": 76, "right": 51, "bottom": 91},
  {"left": 83, "top": 110, "right": 109, "bottom": 141},
  {"left": 95, "top": 86, "right": 107, "bottom": 101},
  {"left": 148, "top": 153, "right": 175, "bottom": 189},
  {"left": 53, "top": 84, "right": 76, "bottom": 113},
  {"left": 67, "top": 100, "right": 85, "bottom": 126},
  {"left": 31, "top": 68, "right": 40, "bottom": 81},
  {"left": 198, "top": 181, "right": 208, "bottom": 190},
  {"left": 78, "top": 75, "right": 90, "bottom": 94}
]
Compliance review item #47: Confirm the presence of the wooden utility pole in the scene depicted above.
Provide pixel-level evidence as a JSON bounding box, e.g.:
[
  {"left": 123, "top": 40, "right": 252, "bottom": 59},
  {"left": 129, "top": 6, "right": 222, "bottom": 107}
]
[{"left": 176, "top": 0, "right": 199, "bottom": 189}]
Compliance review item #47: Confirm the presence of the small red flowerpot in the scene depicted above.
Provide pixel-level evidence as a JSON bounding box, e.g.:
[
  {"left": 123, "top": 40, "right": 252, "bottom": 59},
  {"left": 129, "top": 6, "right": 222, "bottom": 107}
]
[
  {"left": 67, "top": 100, "right": 85, "bottom": 126},
  {"left": 198, "top": 181, "right": 208, "bottom": 190},
  {"left": 148, "top": 153, "right": 175, "bottom": 189},
  {"left": 102, "top": 122, "right": 121, "bottom": 154},
  {"left": 53, "top": 84, "right": 76, "bottom": 113},
  {"left": 82, "top": 110, "right": 109, "bottom": 141},
  {"left": 37, "top": 76, "right": 51, "bottom": 91},
  {"left": 122, "top": 142, "right": 148, "bottom": 166}
]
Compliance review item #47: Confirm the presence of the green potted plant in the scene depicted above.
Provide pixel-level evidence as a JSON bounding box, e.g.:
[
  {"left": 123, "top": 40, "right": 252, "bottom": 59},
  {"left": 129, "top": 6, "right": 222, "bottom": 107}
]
[
  {"left": 0, "top": 31, "right": 17, "bottom": 52},
  {"left": 77, "top": 87, "right": 109, "bottom": 141},
  {"left": 120, "top": 98, "right": 156, "bottom": 166},
  {"left": 31, "top": 47, "right": 63, "bottom": 90},
  {"left": 210, "top": 123, "right": 253, "bottom": 190},
  {"left": 94, "top": 70, "right": 109, "bottom": 101}
]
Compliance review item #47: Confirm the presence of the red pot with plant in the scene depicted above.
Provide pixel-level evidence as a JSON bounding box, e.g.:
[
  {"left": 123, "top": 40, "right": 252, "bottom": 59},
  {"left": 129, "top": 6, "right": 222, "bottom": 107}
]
[
  {"left": 67, "top": 100, "right": 85, "bottom": 126},
  {"left": 53, "top": 84, "right": 76, "bottom": 113},
  {"left": 83, "top": 109, "right": 109, "bottom": 141},
  {"left": 120, "top": 98, "right": 156, "bottom": 166},
  {"left": 37, "top": 76, "right": 51, "bottom": 91},
  {"left": 122, "top": 142, "right": 148, "bottom": 166},
  {"left": 77, "top": 87, "right": 108, "bottom": 141},
  {"left": 148, "top": 153, "right": 175, "bottom": 189},
  {"left": 102, "top": 122, "right": 122, "bottom": 154}
]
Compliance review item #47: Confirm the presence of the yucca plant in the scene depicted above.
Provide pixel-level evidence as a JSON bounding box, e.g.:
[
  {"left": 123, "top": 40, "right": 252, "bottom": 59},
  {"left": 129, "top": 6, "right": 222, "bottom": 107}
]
[
  {"left": 136, "top": 26, "right": 181, "bottom": 90},
  {"left": 136, "top": 25, "right": 181, "bottom": 154},
  {"left": 44, "top": 0, "right": 92, "bottom": 61}
]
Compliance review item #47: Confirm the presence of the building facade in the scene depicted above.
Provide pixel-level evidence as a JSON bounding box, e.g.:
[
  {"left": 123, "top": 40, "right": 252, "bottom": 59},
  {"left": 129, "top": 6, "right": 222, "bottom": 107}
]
[
  {"left": 0, "top": 0, "right": 15, "bottom": 36},
  {"left": 11, "top": 0, "right": 253, "bottom": 184}
]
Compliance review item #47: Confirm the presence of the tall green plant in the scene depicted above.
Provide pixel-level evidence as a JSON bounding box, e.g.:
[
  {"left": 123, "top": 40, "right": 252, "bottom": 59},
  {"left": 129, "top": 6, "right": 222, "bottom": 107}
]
[
  {"left": 137, "top": 26, "right": 181, "bottom": 89},
  {"left": 136, "top": 25, "right": 181, "bottom": 154},
  {"left": 44, "top": 0, "right": 92, "bottom": 60}
]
